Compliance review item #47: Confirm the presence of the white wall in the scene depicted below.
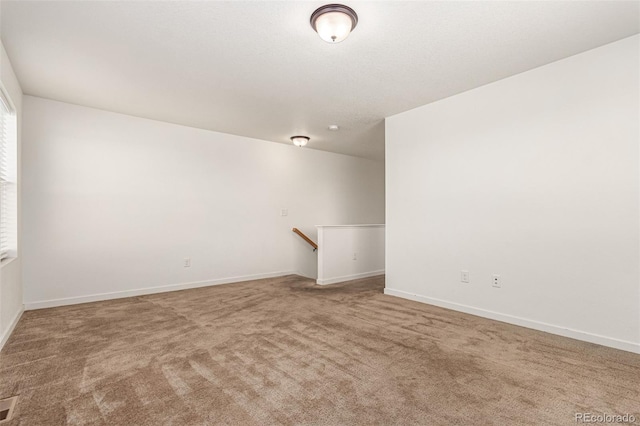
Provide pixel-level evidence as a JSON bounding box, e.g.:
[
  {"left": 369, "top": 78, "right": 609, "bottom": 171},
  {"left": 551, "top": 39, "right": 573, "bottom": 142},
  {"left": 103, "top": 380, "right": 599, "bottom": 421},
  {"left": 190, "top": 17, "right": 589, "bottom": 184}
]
[
  {"left": 22, "top": 96, "right": 385, "bottom": 308},
  {"left": 316, "top": 225, "right": 385, "bottom": 285},
  {"left": 385, "top": 35, "right": 640, "bottom": 353},
  {"left": 0, "top": 40, "right": 23, "bottom": 350}
]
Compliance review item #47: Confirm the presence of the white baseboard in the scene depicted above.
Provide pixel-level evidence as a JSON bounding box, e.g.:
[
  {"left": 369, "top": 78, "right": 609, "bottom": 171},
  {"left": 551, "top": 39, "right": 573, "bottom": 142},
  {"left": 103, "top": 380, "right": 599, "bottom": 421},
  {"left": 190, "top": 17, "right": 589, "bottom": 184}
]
[
  {"left": 317, "top": 270, "right": 385, "bottom": 285},
  {"left": 293, "top": 271, "right": 317, "bottom": 280},
  {"left": 0, "top": 305, "right": 24, "bottom": 352},
  {"left": 25, "top": 271, "right": 296, "bottom": 310},
  {"left": 384, "top": 288, "right": 640, "bottom": 355}
]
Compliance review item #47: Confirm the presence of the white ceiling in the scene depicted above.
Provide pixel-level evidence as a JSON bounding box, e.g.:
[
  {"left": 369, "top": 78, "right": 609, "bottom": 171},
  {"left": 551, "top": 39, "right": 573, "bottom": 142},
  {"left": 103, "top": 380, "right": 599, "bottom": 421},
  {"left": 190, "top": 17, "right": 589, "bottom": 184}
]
[{"left": 1, "top": 1, "right": 638, "bottom": 160}]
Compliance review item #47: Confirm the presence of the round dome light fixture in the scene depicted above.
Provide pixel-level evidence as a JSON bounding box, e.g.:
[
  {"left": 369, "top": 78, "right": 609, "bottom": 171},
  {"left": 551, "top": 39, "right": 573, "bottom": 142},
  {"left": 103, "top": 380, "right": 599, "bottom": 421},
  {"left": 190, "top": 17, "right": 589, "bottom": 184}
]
[
  {"left": 310, "top": 4, "right": 358, "bottom": 43},
  {"left": 291, "top": 136, "right": 310, "bottom": 147}
]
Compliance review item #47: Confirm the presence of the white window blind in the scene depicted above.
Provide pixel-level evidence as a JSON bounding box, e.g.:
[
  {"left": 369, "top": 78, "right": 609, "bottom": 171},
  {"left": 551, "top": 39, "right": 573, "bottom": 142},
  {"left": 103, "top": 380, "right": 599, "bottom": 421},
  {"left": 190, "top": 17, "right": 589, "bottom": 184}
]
[{"left": 0, "top": 90, "right": 16, "bottom": 261}]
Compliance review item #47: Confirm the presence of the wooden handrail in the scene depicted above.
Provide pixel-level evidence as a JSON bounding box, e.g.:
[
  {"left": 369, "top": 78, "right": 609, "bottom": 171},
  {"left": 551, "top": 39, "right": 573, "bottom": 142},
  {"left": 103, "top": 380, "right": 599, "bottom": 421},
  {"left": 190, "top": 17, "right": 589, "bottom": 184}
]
[{"left": 292, "top": 228, "right": 318, "bottom": 251}]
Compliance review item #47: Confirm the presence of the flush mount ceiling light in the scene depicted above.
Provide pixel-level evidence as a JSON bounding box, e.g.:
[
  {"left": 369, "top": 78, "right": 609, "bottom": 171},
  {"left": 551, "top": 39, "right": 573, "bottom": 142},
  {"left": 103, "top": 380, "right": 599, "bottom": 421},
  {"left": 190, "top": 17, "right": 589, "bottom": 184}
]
[
  {"left": 291, "top": 136, "right": 310, "bottom": 147},
  {"left": 310, "top": 4, "right": 358, "bottom": 43}
]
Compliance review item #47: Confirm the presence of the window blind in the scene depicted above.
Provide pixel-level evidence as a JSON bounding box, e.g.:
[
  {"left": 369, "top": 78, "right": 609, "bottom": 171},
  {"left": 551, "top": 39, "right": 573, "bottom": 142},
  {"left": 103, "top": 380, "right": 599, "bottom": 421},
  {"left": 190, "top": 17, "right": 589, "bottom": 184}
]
[{"left": 0, "top": 92, "right": 12, "bottom": 260}]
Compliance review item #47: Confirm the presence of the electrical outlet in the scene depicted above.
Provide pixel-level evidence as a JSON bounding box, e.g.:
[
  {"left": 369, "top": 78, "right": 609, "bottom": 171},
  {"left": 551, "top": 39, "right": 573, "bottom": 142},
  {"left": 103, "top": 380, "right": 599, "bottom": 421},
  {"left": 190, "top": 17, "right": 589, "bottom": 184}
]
[
  {"left": 461, "top": 270, "right": 469, "bottom": 283},
  {"left": 184, "top": 258, "right": 191, "bottom": 268},
  {"left": 492, "top": 274, "right": 501, "bottom": 288},
  {"left": 281, "top": 209, "right": 288, "bottom": 216},
  {"left": 353, "top": 253, "right": 357, "bottom": 261}
]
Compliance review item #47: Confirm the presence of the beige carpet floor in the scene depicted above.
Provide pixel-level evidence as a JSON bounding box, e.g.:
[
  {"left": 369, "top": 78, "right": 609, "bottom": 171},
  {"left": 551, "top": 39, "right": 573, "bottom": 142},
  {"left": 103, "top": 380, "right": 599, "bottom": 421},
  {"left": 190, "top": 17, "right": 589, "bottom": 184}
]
[{"left": 0, "top": 275, "right": 638, "bottom": 425}]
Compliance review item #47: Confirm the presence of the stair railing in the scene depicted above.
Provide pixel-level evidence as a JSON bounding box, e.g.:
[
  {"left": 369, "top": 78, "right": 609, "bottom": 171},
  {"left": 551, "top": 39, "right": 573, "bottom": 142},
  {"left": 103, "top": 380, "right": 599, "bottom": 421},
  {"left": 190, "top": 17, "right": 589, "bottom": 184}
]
[{"left": 292, "top": 228, "right": 318, "bottom": 252}]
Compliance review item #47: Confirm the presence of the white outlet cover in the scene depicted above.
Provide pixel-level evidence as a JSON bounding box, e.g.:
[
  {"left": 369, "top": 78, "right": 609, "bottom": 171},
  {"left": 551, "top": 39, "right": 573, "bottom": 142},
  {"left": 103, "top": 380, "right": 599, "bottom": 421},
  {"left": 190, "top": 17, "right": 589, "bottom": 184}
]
[
  {"left": 461, "top": 270, "right": 470, "bottom": 283},
  {"left": 492, "top": 274, "right": 501, "bottom": 288}
]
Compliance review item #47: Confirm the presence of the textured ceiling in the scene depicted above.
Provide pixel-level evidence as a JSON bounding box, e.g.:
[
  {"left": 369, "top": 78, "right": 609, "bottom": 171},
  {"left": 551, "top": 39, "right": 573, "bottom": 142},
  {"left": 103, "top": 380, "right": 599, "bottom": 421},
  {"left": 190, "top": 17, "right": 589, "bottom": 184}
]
[{"left": 1, "top": 1, "right": 638, "bottom": 160}]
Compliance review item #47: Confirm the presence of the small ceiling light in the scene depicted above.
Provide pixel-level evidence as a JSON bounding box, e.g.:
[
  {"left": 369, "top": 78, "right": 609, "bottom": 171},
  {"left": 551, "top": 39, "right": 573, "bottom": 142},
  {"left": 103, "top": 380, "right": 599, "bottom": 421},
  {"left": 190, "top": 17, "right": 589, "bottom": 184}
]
[
  {"left": 310, "top": 4, "right": 358, "bottom": 43},
  {"left": 328, "top": 124, "right": 340, "bottom": 131},
  {"left": 291, "top": 136, "right": 310, "bottom": 147}
]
